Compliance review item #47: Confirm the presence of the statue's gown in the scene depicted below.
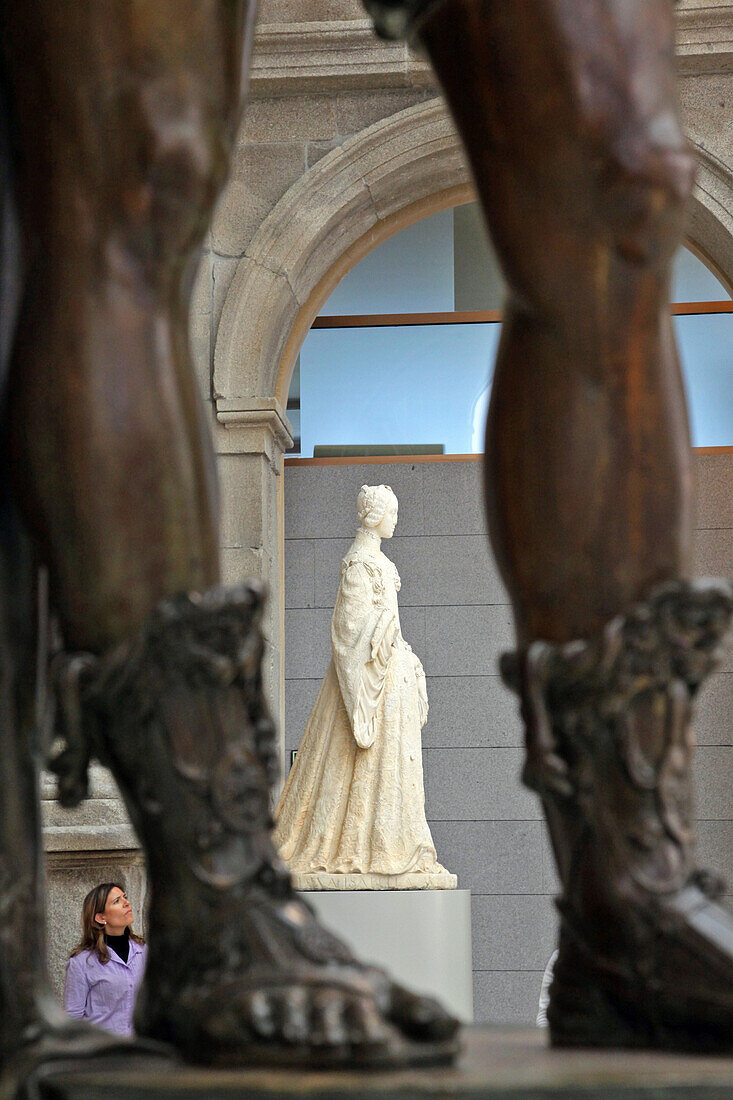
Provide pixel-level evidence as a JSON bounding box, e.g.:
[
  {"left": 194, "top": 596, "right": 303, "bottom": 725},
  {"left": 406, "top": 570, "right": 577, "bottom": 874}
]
[{"left": 273, "top": 527, "right": 448, "bottom": 882}]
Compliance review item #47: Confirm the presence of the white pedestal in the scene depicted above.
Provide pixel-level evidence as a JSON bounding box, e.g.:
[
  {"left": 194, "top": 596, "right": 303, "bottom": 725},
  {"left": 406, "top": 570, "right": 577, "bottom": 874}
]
[{"left": 300, "top": 888, "right": 473, "bottom": 1023}]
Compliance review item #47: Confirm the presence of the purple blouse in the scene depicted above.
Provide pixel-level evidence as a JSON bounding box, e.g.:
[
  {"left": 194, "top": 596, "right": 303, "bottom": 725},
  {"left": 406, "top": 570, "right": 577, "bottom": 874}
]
[{"left": 63, "top": 939, "right": 147, "bottom": 1036}]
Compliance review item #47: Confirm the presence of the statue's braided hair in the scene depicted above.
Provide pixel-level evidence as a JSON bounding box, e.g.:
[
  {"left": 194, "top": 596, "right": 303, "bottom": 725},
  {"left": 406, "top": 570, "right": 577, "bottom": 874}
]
[{"left": 356, "top": 484, "right": 397, "bottom": 528}]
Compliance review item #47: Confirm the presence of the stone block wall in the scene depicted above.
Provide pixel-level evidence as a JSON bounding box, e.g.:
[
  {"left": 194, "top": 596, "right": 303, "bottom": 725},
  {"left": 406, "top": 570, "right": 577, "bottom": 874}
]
[{"left": 283, "top": 453, "right": 733, "bottom": 1024}]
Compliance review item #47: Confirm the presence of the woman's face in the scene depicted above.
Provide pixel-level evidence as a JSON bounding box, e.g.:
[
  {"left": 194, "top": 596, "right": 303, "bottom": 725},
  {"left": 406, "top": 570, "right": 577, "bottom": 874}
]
[
  {"left": 95, "top": 887, "right": 133, "bottom": 936},
  {"left": 375, "top": 502, "right": 398, "bottom": 539}
]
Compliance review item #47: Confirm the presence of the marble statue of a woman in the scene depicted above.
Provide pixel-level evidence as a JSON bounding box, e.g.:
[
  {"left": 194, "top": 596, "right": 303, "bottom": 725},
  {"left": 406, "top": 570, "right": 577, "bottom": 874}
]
[{"left": 274, "top": 484, "right": 456, "bottom": 890}]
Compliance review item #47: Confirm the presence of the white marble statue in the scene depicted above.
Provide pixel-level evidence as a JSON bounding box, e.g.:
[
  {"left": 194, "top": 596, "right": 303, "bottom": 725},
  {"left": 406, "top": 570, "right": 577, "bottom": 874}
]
[{"left": 274, "top": 484, "right": 456, "bottom": 890}]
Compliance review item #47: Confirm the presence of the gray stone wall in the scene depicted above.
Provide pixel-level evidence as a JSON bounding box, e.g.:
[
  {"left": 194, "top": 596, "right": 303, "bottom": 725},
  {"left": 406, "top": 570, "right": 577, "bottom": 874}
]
[{"left": 283, "top": 454, "right": 733, "bottom": 1024}]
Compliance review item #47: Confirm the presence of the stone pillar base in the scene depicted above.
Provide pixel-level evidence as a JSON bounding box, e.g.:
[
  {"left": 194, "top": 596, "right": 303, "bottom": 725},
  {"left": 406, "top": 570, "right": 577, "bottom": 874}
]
[
  {"left": 291, "top": 868, "right": 457, "bottom": 890},
  {"left": 302, "top": 887, "right": 472, "bottom": 1022}
]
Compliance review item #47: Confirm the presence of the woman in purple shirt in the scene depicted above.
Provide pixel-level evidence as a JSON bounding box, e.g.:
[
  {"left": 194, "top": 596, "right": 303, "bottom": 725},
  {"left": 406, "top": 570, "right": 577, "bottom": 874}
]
[{"left": 64, "top": 882, "right": 147, "bottom": 1036}]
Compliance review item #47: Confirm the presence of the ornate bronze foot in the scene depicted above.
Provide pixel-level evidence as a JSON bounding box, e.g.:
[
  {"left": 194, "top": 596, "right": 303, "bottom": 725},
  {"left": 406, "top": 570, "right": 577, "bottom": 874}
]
[
  {"left": 54, "top": 584, "right": 459, "bottom": 1069},
  {"left": 502, "top": 579, "right": 733, "bottom": 1051}
]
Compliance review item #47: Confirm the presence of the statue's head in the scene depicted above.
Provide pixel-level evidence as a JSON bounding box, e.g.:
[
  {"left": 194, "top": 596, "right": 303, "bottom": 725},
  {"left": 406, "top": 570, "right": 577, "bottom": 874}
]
[{"left": 356, "top": 484, "right": 398, "bottom": 539}]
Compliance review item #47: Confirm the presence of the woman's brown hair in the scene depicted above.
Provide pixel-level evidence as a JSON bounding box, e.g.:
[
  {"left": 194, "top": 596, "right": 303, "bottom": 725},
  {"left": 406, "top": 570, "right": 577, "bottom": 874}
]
[{"left": 69, "top": 882, "right": 144, "bottom": 964}]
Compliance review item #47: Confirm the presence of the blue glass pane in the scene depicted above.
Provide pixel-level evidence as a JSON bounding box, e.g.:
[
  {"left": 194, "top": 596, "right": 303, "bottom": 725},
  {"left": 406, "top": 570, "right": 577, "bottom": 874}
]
[
  {"left": 297, "top": 314, "right": 733, "bottom": 456},
  {"left": 676, "top": 313, "right": 733, "bottom": 446},
  {"left": 320, "top": 209, "right": 455, "bottom": 316},
  {"left": 673, "top": 247, "right": 731, "bottom": 303},
  {"left": 299, "top": 323, "right": 500, "bottom": 457}
]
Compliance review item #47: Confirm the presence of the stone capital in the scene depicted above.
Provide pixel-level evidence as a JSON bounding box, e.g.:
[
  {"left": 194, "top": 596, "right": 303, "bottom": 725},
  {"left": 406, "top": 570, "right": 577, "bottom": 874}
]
[
  {"left": 250, "top": 19, "right": 432, "bottom": 95},
  {"left": 677, "top": 3, "right": 733, "bottom": 74},
  {"left": 214, "top": 397, "right": 294, "bottom": 466}
]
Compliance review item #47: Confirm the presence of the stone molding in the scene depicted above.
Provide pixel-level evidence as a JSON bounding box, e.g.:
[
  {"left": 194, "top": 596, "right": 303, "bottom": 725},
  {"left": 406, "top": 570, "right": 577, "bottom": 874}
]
[
  {"left": 677, "top": 4, "right": 733, "bottom": 73},
  {"left": 215, "top": 397, "right": 294, "bottom": 466},
  {"left": 249, "top": 7, "right": 733, "bottom": 94},
  {"left": 41, "top": 763, "right": 140, "bottom": 854},
  {"left": 46, "top": 848, "right": 145, "bottom": 871},
  {"left": 214, "top": 97, "right": 733, "bottom": 413},
  {"left": 251, "top": 19, "right": 431, "bottom": 94},
  {"left": 43, "top": 824, "right": 140, "bottom": 853}
]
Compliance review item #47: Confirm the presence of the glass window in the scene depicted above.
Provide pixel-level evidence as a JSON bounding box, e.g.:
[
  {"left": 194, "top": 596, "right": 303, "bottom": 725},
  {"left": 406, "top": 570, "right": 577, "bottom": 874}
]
[
  {"left": 673, "top": 247, "right": 731, "bottom": 303},
  {"left": 320, "top": 208, "right": 455, "bottom": 316},
  {"left": 289, "top": 202, "right": 732, "bottom": 456},
  {"left": 299, "top": 323, "right": 499, "bottom": 458},
  {"left": 676, "top": 313, "right": 733, "bottom": 446}
]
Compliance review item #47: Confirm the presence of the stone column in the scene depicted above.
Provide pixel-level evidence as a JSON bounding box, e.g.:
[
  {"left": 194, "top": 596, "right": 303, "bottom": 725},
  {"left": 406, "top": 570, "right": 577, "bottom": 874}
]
[{"left": 213, "top": 397, "right": 293, "bottom": 764}]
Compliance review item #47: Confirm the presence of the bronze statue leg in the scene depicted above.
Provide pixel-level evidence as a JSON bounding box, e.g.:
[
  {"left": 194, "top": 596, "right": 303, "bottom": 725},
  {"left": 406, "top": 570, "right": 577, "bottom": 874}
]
[
  {"left": 1, "top": 1, "right": 458, "bottom": 1070},
  {"left": 417, "top": 0, "right": 695, "bottom": 646},
  {"left": 364, "top": 0, "right": 733, "bottom": 1050},
  {"left": 2, "top": 1, "right": 238, "bottom": 652},
  {"left": 0, "top": 90, "right": 165, "bottom": 1099}
]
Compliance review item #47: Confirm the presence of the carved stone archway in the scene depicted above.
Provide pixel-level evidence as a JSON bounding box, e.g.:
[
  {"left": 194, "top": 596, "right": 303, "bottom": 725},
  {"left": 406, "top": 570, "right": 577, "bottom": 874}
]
[
  {"left": 214, "top": 99, "right": 733, "bottom": 417},
  {"left": 685, "top": 136, "right": 733, "bottom": 298},
  {"left": 214, "top": 98, "right": 471, "bottom": 418}
]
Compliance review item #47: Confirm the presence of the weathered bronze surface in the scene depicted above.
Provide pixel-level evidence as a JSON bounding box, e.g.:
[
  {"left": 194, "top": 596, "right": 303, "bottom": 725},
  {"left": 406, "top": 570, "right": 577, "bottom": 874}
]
[
  {"left": 503, "top": 579, "right": 733, "bottom": 1049},
  {"left": 66, "top": 583, "right": 458, "bottom": 1068},
  {"left": 2, "top": 0, "right": 729, "bottom": 1082},
  {"left": 364, "top": 0, "right": 733, "bottom": 1051},
  {"left": 0, "top": 1, "right": 458, "bottom": 1092},
  {"left": 36, "top": 1029, "right": 733, "bottom": 1099}
]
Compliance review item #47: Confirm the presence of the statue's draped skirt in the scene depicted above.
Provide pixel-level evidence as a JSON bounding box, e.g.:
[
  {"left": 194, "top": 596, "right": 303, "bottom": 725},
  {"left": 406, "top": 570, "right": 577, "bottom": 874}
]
[{"left": 274, "top": 540, "right": 442, "bottom": 877}]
